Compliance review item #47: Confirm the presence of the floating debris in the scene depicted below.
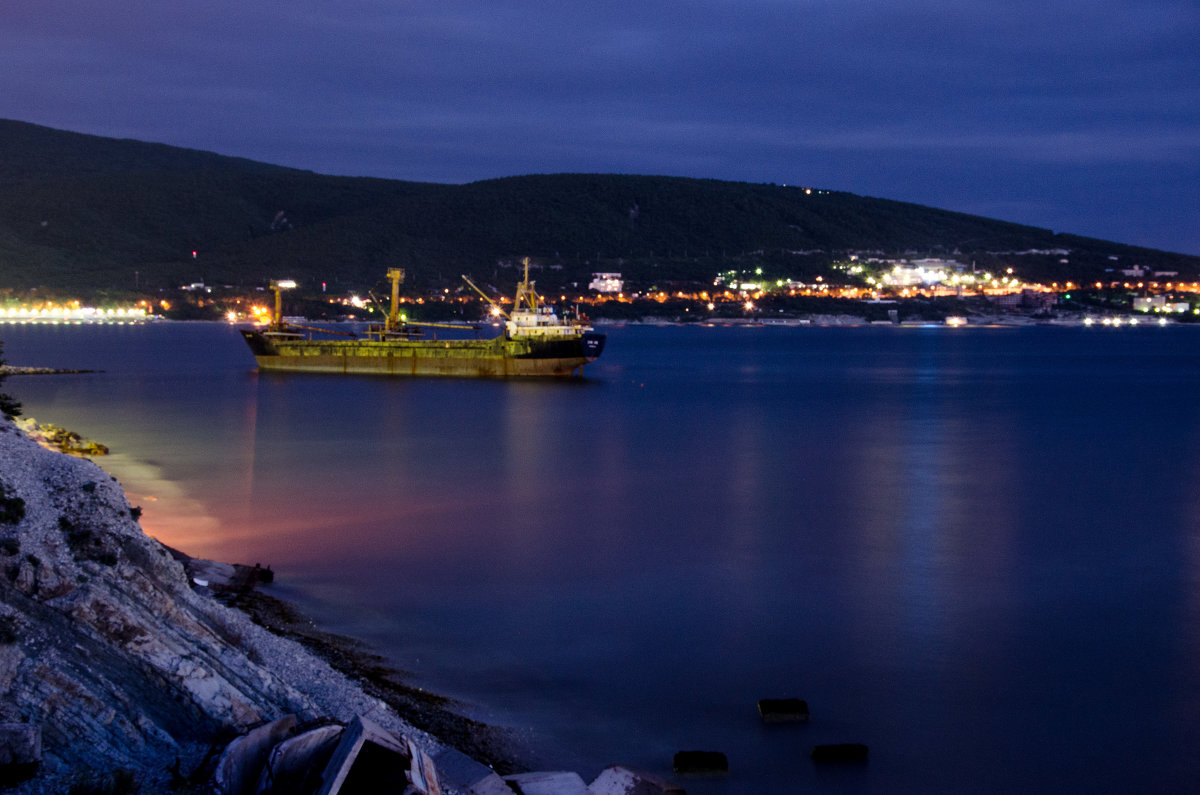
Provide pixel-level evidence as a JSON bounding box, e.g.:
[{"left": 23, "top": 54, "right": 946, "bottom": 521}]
[{"left": 757, "top": 698, "right": 810, "bottom": 723}]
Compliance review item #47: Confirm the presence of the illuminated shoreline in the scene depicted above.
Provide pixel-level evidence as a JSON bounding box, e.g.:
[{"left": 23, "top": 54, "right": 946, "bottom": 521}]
[{"left": 1, "top": 306, "right": 155, "bottom": 324}]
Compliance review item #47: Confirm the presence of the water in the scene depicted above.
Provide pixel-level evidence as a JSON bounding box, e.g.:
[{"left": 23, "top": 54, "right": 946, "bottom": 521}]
[{"left": 4, "top": 320, "right": 1200, "bottom": 792}]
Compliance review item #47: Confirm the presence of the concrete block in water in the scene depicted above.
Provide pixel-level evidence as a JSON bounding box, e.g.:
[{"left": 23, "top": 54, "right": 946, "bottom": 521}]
[
  {"left": 757, "top": 698, "right": 810, "bottom": 722},
  {"left": 672, "top": 750, "right": 728, "bottom": 775},
  {"left": 504, "top": 770, "right": 590, "bottom": 794},
  {"left": 589, "top": 764, "right": 685, "bottom": 794},
  {"left": 432, "top": 746, "right": 511, "bottom": 794},
  {"left": 810, "top": 743, "right": 869, "bottom": 763}
]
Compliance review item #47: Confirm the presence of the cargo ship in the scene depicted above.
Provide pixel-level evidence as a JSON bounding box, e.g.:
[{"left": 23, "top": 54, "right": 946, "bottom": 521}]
[{"left": 239, "top": 262, "right": 606, "bottom": 378}]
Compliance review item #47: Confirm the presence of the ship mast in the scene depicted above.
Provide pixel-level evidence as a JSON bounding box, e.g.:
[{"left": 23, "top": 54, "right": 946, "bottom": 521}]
[
  {"left": 385, "top": 268, "right": 405, "bottom": 333},
  {"left": 513, "top": 257, "right": 538, "bottom": 314},
  {"left": 268, "top": 279, "right": 296, "bottom": 331}
]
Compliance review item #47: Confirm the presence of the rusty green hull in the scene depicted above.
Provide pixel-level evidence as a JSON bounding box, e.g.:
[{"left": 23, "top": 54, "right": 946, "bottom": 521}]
[{"left": 240, "top": 329, "right": 605, "bottom": 378}]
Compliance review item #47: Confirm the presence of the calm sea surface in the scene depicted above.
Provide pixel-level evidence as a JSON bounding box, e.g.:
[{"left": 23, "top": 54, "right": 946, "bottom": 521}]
[{"left": 4, "top": 321, "right": 1200, "bottom": 792}]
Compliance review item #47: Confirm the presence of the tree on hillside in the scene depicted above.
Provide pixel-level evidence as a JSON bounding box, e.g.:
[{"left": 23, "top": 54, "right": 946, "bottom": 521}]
[{"left": 0, "top": 343, "right": 22, "bottom": 419}]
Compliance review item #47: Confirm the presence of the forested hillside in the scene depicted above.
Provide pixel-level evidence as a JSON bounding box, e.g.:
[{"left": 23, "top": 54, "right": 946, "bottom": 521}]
[{"left": 2, "top": 119, "right": 1196, "bottom": 297}]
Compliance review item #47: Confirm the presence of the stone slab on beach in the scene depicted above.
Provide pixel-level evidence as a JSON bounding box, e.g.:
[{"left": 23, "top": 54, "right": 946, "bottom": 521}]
[
  {"left": 504, "top": 770, "right": 591, "bottom": 794},
  {"left": 589, "top": 765, "right": 686, "bottom": 794},
  {"left": 434, "top": 746, "right": 512, "bottom": 794}
]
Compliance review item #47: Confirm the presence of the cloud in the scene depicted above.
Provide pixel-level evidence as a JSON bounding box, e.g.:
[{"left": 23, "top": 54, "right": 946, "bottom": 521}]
[{"left": 1, "top": 0, "right": 1197, "bottom": 251}]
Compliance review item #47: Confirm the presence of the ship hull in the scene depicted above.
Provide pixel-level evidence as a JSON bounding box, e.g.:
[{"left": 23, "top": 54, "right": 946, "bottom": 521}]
[{"left": 240, "top": 329, "right": 605, "bottom": 378}]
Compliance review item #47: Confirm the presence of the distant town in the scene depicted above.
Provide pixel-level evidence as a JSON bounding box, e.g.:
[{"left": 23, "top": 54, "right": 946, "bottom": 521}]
[{"left": 3, "top": 252, "right": 1198, "bottom": 326}]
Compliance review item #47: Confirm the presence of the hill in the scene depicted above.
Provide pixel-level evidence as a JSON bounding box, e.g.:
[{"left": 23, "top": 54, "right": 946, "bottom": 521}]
[{"left": 1, "top": 118, "right": 1197, "bottom": 297}]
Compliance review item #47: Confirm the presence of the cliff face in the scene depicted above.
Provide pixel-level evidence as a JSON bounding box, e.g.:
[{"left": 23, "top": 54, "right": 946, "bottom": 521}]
[{"left": 0, "top": 418, "right": 422, "bottom": 785}]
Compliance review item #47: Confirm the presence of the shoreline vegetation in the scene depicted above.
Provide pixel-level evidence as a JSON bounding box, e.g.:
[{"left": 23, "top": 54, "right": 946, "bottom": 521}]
[{"left": 15, "top": 419, "right": 109, "bottom": 457}]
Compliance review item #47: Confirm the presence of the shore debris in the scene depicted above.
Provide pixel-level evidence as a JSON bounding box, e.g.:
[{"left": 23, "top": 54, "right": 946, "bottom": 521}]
[
  {"left": 213, "top": 714, "right": 299, "bottom": 794},
  {"left": 210, "top": 715, "right": 694, "bottom": 795},
  {"left": 320, "top": 715, "right": 413, "bottom": 794},
  {"left": 211, "top": 715, "right": 418, "bottom": 795},
  {"left": 260, "top": 723, "right": 344, "bottom": 793}
]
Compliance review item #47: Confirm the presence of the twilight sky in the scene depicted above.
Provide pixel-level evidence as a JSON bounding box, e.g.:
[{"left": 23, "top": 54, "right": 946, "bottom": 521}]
[{"left": 4, "top": 0, "right": 1198, "bottom": 254}]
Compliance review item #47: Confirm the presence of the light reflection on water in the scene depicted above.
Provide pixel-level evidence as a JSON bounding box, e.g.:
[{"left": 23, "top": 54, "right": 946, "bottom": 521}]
[{"left": 4, "top": 321, "right": 1200, "bottom": 792}]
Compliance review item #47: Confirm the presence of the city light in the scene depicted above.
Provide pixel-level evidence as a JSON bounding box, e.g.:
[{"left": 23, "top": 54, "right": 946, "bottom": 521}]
[{"left": 1, "top": 305, "right": 151, "bottom": 323}]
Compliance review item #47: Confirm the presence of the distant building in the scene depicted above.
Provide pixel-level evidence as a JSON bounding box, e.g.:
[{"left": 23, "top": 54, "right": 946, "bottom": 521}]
[
  {"left": 988, "top": 290, "right": 1056, "bottom": 310},
  {"left": 1134, "top": 296, "right": 1191, "bottom": 313},
  {"left": 880, "top": 258, "right": 958, "bottom": 287},
  {"left": 589, "top": 273, "right": 623, "bottom": 293}
]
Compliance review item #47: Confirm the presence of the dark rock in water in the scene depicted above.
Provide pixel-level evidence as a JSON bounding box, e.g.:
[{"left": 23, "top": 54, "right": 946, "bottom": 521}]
[
  {"left": 673, "top": 749, "right": 728, "bottom": 775},
  {"left": 811, "top": 743, "right": 869, "bottom": 763},
  {"left": 757, "top": 698, "right": 810, "bottom": 722}
]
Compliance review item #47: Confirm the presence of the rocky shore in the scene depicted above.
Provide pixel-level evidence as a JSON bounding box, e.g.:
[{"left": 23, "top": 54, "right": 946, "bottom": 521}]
[{"left": 0, "top": 417, "right": 476, "bottom": 792}]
